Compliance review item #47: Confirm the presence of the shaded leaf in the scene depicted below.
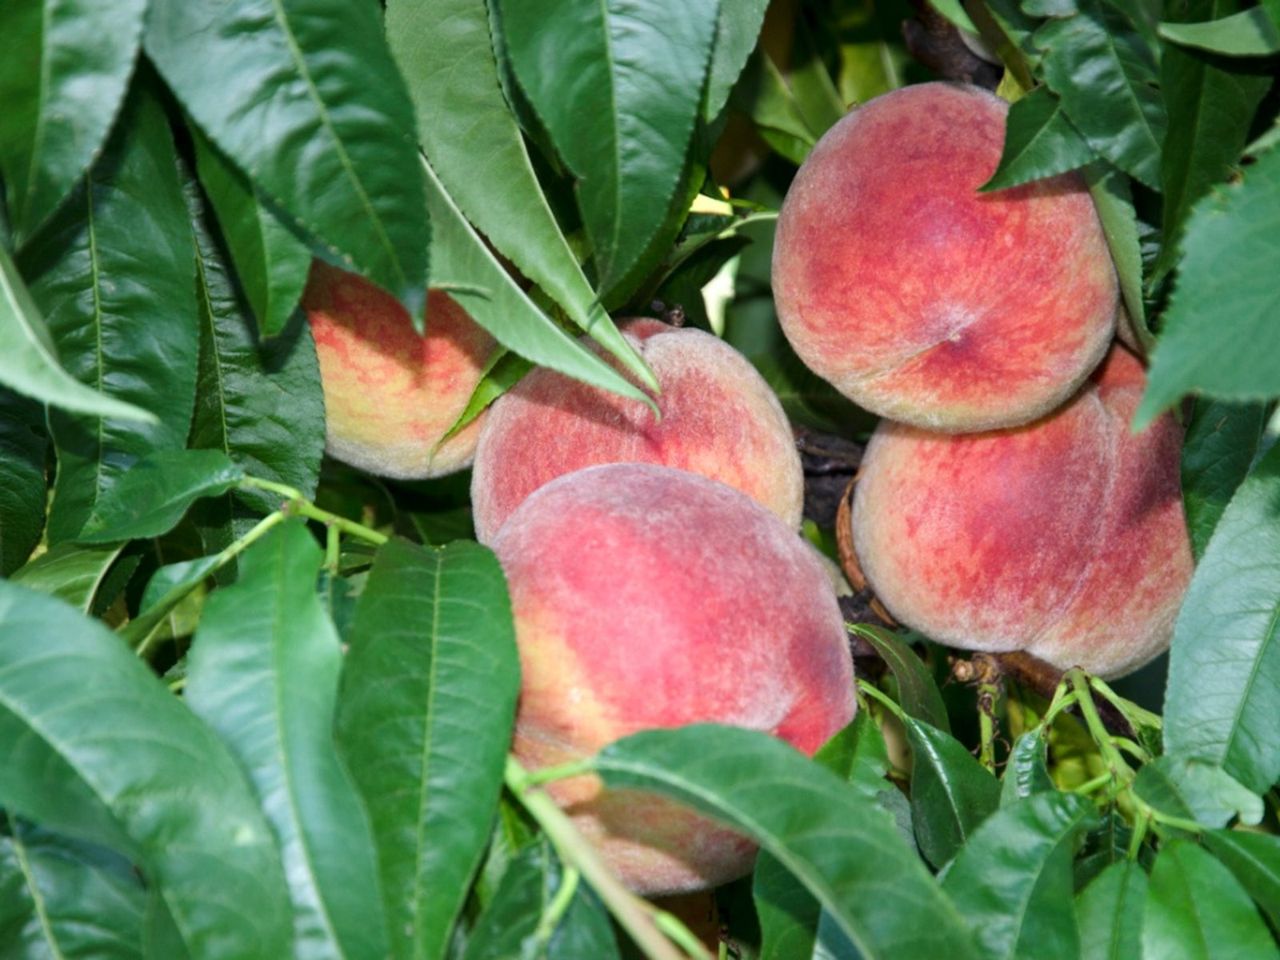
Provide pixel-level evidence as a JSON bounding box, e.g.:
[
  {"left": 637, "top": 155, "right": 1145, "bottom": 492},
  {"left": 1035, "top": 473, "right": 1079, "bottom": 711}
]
[
  {"left": 1143, "top": 840, "right": 1278, "bottom": 959},
  {"left": 1076, "top": 861, "right": 1147, "bottom": 960},
  {"left": 186, "top": 520, "right": 388, "bottom": 960},
  {"left": 337, "top": 538, "right": 520, "bottom": 960},
  {"left": 1000, "top": 730, "right": 1054, "bottom": 806},
  {"left": 120, "top": 552, "right": 226, "bottom": 649},
  {"left": 19, "top": 86, "right": 197, "bottom": 545},
  {"left": 849, "top": 625, "right": 948, "bottom": 731},
  {"left": 1181, "top": 399, "right": 1270, "bottom": 559},
  {"left": 1163, "top": 440, "right": 1280, "bottom": 794},
  {"left": 10, "top": 541, "right": 124, "bottom": 613},
  {"left": 941, "top": 792, "right": 1098, "bottom": 960},
  {"left": 0, "top": 0, "right": 147, "bottom": 243},
  {"left": 597, "top": 725, "right": 980, "bottom": 960},
  {"left": 732, "top": 50, "right": 820, "bottom": 166},
  {"left": 1083, "top": 164, "right": 1151, "bottom": 352},
  {"left": 1203, "top": 829, "right": 1280, "bottom": 928},
  {"left": 1133, "top": 756, "right": 1264, "bottom": 828},
  {"left": 983, "top": 86, "right": 1094, "bottom": 191},
  {"left": 0, "top": 579, "right": 291, "bottom": 957},
  {"left": 0, "top": 389, "right": 47, "bottom": 575},
  {"left": 1159, "top": 7, "right": 1280, "bottom": 55},
  {"left": 904, "top": 717, "right": 1000, "bottom": 868},
  {"left": 704, "top": 0, "right": 772, "bottom": 122},
  {"left": 1137, "top": 145, "right": 1280, "bottom": 424},
  {"left": 145, "top": 0, "right": 428, "bottom": 316}
]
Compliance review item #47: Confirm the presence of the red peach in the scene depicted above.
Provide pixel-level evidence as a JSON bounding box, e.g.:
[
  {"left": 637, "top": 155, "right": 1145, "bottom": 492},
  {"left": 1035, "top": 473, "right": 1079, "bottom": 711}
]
[
  {"left": 851, "top": 347, "right": 1193, "bottom": 679},
  {"left": 493, "top": 463, "right": 855, "bottom": 894},
  {"left": 302, "top": 262, "right": 496, "bottom": 479},
  {"left": 470, "top": 319, "right": 803, "bottom": 543},
  {"left": 773, "top": 82, "right": 1118, "bottom": 433}
]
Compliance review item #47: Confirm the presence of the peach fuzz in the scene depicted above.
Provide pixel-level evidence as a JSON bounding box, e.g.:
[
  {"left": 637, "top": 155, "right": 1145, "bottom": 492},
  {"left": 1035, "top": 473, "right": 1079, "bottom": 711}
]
[
  {"left": 851, "top": 347, "right": 1193, "bottom": 679},
  {"left": 302, "top": 262, "right": 496, "bottom": 479},
  {"left": 470, "top": 318, "right": 803, "bottom": 543},
  {"left": 772, "top": 81, "right": 1118, "bottom": 433},
  {"left": 492, "top": 463, "right": 855, "bottom": 894}
]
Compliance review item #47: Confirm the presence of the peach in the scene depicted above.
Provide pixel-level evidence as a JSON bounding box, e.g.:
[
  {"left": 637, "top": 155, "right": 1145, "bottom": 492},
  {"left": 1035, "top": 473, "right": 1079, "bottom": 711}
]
[
  {"left": 493, "top": 463, "right": 855, "bottom": 894},
  {"left": 772, "top": 81, "right": 1118, "bottom": 433},
  {"left": 470, "top": 319, "right": 803, "bottom": 542},
  {"left": 302, "top": 262, "right": 496, "bottom": 479},
  {"left": 851, "top": 347, "right": 1193, "bottom": 679}
]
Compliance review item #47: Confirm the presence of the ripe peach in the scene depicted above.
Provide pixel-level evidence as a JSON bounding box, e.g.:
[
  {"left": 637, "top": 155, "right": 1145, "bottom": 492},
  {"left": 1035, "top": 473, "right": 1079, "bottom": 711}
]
[
  {"left": 302, "top": 262, "right": 496, "bottom": 479},
  {"left": 470, "top": 319, "right": 803, "bottom": 543},
  {"left": 773, "top": 81, "right": 1118, "bottom": 433},
  {"left": 493, "top": 463, "right": 856, "bottom": 894},
  {"left": 851, "top": 347, "right": 1193, "bottom": 679}
]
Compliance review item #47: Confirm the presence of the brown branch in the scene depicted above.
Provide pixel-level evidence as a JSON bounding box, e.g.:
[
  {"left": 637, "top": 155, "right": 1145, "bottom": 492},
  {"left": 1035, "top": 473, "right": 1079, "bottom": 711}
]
[{"left": 902, "top": 1, "right": 1001, "bottom": 89}]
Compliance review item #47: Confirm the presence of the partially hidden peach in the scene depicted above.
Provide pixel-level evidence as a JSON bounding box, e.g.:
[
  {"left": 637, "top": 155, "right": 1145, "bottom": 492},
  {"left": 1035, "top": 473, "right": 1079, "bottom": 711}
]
[
  {"left": 773, "top": 81, "right": 1118, "bottom": 433},
  {"left": 471, "top": 319, "right": 803, "bottom": 542},
  {"left": 303, "top": 262, "right": 496, "bottom": 479},
  {"left": 851, "top": 347, "right": 1193, "bottom": 679},
  {"left": 493, "top": 463, "right": 856, "bottom": 894}
]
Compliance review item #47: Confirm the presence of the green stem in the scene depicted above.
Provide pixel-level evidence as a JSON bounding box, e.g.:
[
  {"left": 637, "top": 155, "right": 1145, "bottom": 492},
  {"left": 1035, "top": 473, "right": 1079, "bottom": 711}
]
[
  {"left": 1110, "top": 737, "right": 1151, "bottom": 764},
  {"left": 521, "top": 758, "right": 596, "bottom": 788},
  {"left": 1127, "top": 812, "right": 1150, "bottom": 860},
  {"left": 1073, "top": 772, "right": 1114, "bottom": 796},
  {"left": 241, "top": 475, "right": 389, "bottom": 545},
  {"left": 1066, "top": 669, "right": 1131, "bottom": 781},
  {"left": 977, "top": 679, "right": 1000, "bottom": 773},
  {"left": 324, "top": 523, "right": 341, "bottom": 575},
  {"left": 1089, "top": 677, "right": 1163, "bottom": 732},
  {"left": 533, "top": 866, "right": 581, "bottom": 946},
  {"left": 856, "top": 678, "right": 907, "bottom": 722},
  {"left": 504, "top": 757, "right": 709, "bottom": 960}
]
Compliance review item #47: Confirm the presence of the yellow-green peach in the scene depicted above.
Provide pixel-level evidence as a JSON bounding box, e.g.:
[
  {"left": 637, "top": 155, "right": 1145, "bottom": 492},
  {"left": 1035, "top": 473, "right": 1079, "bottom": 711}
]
[
  {"left": 303, "top": 262, "right": 496, "bottom": 479},
  {"left": 493, "top": 463, "right": 856, "bottom": 894}
]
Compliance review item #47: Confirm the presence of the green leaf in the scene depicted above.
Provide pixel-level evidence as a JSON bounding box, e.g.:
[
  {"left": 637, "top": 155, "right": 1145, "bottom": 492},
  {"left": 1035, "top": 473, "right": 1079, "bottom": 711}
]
[
  {"left": 77, "top": 450, "right": 244, "bottom": 544},
  {"left": 192, "top": 130, "right": 311, "bottom": 339},
  {"left": 1163, "top": 440, "right": 1280, "bottom": 794},
  {"left": 18, "top": 86, "right": 197, "bottom": 545},
  {"left": 144, "top": 0, "right": 429, "bottom": 317},
  {"left": 1137, "top": 145, "right": 1280, "bottom": 425},
  {"left": 496, "top": 0, "right": 719, "bottom": 295},
  {"left": 387, "top": 0, "right": 655, "bottom": 392},
  {"left": 941, "top": 792, "right": 1099, "bottom": 960},
  {"left": 0, "top": 243, "right": 154, "bottom": 422},
  {"left": 0, "top": 0, "right": 147, "bottom": 244},
  {"left": 982, "top": 86, "right": 1095, "bottom": 191},
  {"left": 732, "top": 50, "right": 820, "bottom": 166},
  {"left": 704, "top": 0, "right": 771, "bottom": 122},
  {"left": 1074, "top": 813, "right": 1136, "bottom": 892},
  {"left": 442, "top": 351, "right": 533, "bottom": 446},
  {"left": 0, "top": 389, "right": 47, "bottom": 575},
  {"left": 849, "top": 626, "right": 949, "bottom": 732},
  {"left": 596, "top": 725, "right": 980, "bottom": 960},
  {"left": 2, "top": 822, "right": 146, "bottom": 959},
  {"left": 186, "top": 520, "right": 389, "bottom": 960},
  {"left": 1203, "top": 829, "right": 1280, "bottom": 928},
  {"left": 337, "top": 538, "right": 520, "bottom": 960},
  {"left": 10, "top": 541, "right": 125, "bottom": 612},
  {"left": 1076, "top": 861, "right": 1147, "bottom": 960},
  {"left": 1143, "top": 839, "right": 1278, "bottom": 959},
  {"left": 1037, "top": 0, "right": 1167, "bottom": 190},
  {"left": 0, "top": 579, "right": 292, "bottom": 957},
  {"left": 1133, "top": 756, "right": 1264, "bottom": 828},
  {"left": 1000, "top": 730, "right": 1055, "bottom": 806},
  {"left": 1155, "top": 0, "right": 1272, "bottom": 284},
  {"left": 903, "top": 716, "right": 1001, "bottom": 868},
  {"left": 422, "top": 157, "right": 654, "bottom": 408},
  {"left": 1083, "top": 162, "right": 1152, "bottom": 353},
  {"left": 1159, "top": 7, "right": 1280, "bottom": 55},
  {"left": 1181, "top": 399, "right": 1270, "bottom": 559},
  {"left": 120, "top": 552, "right": 225, "bottom": 648}
]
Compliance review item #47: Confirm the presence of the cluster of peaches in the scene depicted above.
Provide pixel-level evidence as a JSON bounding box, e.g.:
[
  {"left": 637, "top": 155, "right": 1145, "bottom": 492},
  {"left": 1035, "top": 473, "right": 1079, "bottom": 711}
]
[{"left": 302, "top": 82, "right": 1192, "bottom": 895}]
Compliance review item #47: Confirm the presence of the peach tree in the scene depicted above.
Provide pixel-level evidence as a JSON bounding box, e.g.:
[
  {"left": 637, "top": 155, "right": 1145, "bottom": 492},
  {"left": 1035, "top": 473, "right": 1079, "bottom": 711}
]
[{"left": 0, "top": 0, "right": 1278, "bottom": 957}]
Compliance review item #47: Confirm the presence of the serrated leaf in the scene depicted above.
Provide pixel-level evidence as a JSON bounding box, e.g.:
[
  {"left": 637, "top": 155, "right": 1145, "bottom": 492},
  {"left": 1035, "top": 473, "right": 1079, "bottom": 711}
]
[
  {"left": 144, "top": 0, "right": 429, "bottom": 317},
  {"left": 1137, "top": 145, "right": 1280, "bottom": 424},
  {"left": 1133, "top": 756, "right": 1264, "bottom": 827},
  {"left": 1037, "top": 0, "right": 1167, "bottom": 189},
  {"left": 186, "top": 520, "right": 389, "bottom": 960},
  {"left": 387, "top": 0, "right": 655, "bottom": 392},
  {"left": 1159, "top": 7, "right": 1280, "bottom": 55},
  {"left": 596, "top": 725, "right": 980, "bottom": 960},
  {"left": 1163, "top": 440, "right": 1280, "bottom": 794},
  {"left": 1181, "top": 399, "right": 1270, "bottom": 559},
  {"left": 1143, "top": 840, "right": 1278, "bottom": 959},
  {"left": 496, "top": 0, "right": 719, "bottom": 295},
  {"left": 849, "top": 626, "right": 949, "bottom": 732},
  {"left": 0, "top": 579, "right": 292, "bottom": 957},
  {"left": 10, "top": 541, "right": 124, "bottom": 612},
  {"left": 0, "top": 243, "right": 154, "bottom": 423},
  {"left": 1082, "top": 163, "right": 1151, "bottom": 351},
  {"left": 1000, "top": 730, "right": 1055, "bottom": 806},
  {"left": 1154, "top": 0, "right": 1272, "bottom": 284},
  {"left": 1203, "top": 830, "right": 1280, "bottom": 928},
  {"left": 903, "top": 716, "right": 1001, "bottom": 868},
  {"left": 941, "top": 792, "right": 1098, "bottom": 960},
  {"left": 18, "top": 86, "right": 197, "bottom": 545},
  {"left": 77, "top": 449, "right": 244, "bottom": 544},
  {"left": 192, "top": 130, "right": 310, "bottom": 339},
  {"left": 422, "top": 156, "right": 654, "bottom": 408},
  {"left": 983, "top": 86, "right": 1095, "bottom": 191},
  {"left": 442, "top": 351, "right": 533, "bottom": 446},
  {"left": 0, "top": 389, "right": 46, "bottom": 575},
  {"left": 704, "top": 0, "right": 771, "bottom": 122},
  {"left": 2, "top": 822, "right": 146, "bottom": 960},
  {"left": 1076, "top": 861, "right": 1147, "bottom": 960},
  {"left": 0, "top": 0, "right": 146, "bottom": 244},
  {"left": 337, "top": 538, "right": 519, "bottom": 960}
]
